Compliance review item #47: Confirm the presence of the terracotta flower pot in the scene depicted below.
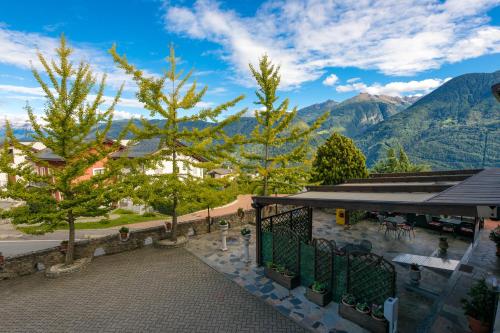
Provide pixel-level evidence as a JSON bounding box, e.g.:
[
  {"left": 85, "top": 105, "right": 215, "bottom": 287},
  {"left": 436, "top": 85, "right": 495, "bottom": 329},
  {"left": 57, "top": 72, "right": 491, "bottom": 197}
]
[
  {"left": 467, "top": 316, "right": 490, "bottom": 333},
  {"left": 0, "top": 253, "right": 4, "bottom": 267},
  {"left": 120, "top": 232, "right": 128, "bottom": 240},
  {"left": 165, "top": 222, "right": 172, "bottom": 231}
]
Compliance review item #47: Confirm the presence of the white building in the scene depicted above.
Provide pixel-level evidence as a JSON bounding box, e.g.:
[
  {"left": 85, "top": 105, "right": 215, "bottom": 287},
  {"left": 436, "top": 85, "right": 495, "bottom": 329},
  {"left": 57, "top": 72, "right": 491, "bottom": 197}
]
[
  {"left": 0, "top": 142, "right": 45, "bottom": 188},
  {"left": 112, "top": 138, "right": 205, "bottom": 178}
]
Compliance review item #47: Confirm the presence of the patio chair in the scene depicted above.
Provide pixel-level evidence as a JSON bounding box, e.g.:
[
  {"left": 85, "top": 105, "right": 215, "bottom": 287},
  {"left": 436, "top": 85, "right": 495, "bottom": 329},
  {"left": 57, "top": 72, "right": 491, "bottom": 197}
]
[
  {"left": 384, "top": 221, "right": 400, "bottom": 239},
  {"left": 376, "top": 214, "right": 386, "bottom": 232},
  {"left": 400, "top": 220, "right": 416, "bottom": 239}
]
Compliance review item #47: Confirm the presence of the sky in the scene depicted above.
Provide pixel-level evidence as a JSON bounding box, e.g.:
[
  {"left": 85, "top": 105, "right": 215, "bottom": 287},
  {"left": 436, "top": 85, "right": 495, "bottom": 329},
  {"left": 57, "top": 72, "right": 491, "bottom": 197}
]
[{"left": 0, "top": 0, "right": 499, "bottom": 126}]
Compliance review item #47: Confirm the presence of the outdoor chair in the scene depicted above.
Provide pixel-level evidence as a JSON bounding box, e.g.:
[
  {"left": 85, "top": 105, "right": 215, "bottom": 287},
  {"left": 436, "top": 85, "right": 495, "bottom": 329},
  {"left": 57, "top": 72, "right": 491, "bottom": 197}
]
[
  {"left": 376, "top": 214, "right": 386, "bottom": 231},
  {"left": 384, "top": 221, "right": 400, "bottom": 239},
  {"left": 459, "top": 222, "right": 474, "bottom": 236},
  {"left": 400, "top": 220, "right": 416, "bottom": 239}
]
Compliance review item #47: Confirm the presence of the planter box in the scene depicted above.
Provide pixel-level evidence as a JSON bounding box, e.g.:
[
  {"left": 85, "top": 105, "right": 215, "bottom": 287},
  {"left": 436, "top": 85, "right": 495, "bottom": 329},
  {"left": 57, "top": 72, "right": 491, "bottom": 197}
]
[
  {"left": 339, "top": 303, "right": 388, "bottom": 333},
  {"left": 305, "top": 287, "right": 332, "bottom": 306},
  {"left": 264, "top": 267, "right": 299, "bottom": 290}
]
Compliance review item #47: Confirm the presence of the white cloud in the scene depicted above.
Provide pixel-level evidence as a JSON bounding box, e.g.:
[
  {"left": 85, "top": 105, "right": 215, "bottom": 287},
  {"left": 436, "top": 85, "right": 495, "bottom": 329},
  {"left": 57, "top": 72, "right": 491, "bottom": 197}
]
[
  {"left": 0, "top": 27, "right": 139, "bottom": 92},
  {"left": 322, "top": 74, "right": 339, "bottom": 86},
  {"left": 347, "top": 77, "right": 361, "bottom": 83},
  {"left": 163, "top": 0, "right": 500, "bottom": 88},
  {"left": 335, "top": 77, "right": 452, "bottom": 96},
  {"left": 0, "top": 84, "right": 143, "bottom": 108},
  {"left": 195, "top": 101, "right": 215, "bottom": 108}
]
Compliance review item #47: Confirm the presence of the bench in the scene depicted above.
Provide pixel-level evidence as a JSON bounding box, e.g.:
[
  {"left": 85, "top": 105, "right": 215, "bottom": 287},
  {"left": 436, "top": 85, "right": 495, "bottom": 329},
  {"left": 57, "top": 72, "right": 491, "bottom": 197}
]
[{"left": 392, "top": 253, "right": 460, "bottom": 277}]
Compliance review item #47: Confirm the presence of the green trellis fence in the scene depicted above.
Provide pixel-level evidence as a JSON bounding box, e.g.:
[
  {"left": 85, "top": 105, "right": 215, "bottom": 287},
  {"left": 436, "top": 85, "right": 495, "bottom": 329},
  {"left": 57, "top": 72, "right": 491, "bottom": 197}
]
[{"left": 260, "top": 208, "right": 396, "bottom": 304}]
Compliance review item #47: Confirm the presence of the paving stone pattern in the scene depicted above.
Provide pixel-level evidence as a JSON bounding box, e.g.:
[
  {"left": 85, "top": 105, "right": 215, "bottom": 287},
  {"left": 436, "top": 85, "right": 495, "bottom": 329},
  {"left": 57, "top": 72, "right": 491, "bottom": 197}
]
[{"left": 0, "top": 247, "right": 307, "bottom": 333}]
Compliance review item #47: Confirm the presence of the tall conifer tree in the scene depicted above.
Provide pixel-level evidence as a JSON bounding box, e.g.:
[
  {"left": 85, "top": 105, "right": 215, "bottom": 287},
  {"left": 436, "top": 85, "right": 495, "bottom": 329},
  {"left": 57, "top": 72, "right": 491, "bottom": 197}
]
[
  {"left": 0, "top": 36, "right": 127, "bottom": 264},
  {"left": 110, "top": 45, "right": 245, "bottom": 241},
  {"left": 243, "top": 56, "right": 327, "bottom": 196}
]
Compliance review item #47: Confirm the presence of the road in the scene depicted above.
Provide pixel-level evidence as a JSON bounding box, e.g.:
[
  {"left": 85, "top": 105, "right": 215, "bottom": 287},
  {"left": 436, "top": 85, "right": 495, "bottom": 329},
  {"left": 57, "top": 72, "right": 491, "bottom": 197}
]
[{"left": 0, "top": 195, "right": 255, "bottom": 257}]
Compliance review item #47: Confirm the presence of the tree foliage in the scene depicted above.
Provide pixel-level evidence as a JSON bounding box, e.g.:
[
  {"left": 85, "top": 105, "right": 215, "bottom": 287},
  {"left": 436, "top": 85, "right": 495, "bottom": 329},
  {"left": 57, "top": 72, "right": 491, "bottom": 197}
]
[
  {"left": 110, "top": 45, "right": 245, "bottom": 239},
  {"left": 242, "top": 55, "right": 327, "bottom": 195},
  {"left": 0, "top": 36, "right": 127, "bottom": 264},
  {"left": 310, "top": 132, "right": 368, "bottom": 185},
  {"left": 371, "top": 146, "right": 431, "bottom": 173}
]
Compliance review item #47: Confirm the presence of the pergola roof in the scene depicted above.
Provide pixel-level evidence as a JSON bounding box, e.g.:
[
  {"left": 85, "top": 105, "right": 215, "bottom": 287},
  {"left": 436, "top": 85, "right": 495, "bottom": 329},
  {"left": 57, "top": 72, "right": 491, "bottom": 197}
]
[{"left": 252, "top": 169, "right": 500, "bottom": 216}]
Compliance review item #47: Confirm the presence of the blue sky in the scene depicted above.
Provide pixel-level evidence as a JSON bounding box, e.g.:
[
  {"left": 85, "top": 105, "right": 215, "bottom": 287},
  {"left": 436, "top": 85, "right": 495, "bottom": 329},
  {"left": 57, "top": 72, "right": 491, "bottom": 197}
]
[{"left": 1, "top": 0, "right": 499, "bottom": 125}]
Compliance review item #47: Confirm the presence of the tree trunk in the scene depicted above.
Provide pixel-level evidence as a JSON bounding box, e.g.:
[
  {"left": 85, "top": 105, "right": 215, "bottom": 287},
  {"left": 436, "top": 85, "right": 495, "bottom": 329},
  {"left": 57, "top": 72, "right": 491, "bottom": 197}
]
[
  {"left": 171, "top": 194, "right": 178, "bottom": 241},
  {"left": 263, "top": 143, "right": 269, "bottom": 196},
  {"left": 65, "top": 211, "right": 75, "bottom": 265}
]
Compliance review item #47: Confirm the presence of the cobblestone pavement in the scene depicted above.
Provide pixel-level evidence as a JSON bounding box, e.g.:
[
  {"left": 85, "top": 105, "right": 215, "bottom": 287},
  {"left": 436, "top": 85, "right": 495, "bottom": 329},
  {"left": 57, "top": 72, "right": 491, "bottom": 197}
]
[
  {"left": 186, "top": 224, "right": 366, "bottom": 333},
  {"left": 0, "top": 247, "right": 307, "bottom": 333}
]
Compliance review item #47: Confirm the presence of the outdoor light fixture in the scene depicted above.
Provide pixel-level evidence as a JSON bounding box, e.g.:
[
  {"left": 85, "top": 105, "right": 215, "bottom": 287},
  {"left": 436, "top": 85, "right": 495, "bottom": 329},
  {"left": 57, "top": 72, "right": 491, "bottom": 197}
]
[{"left": 492, "top": 83, "right": 500, "bottom": 102}]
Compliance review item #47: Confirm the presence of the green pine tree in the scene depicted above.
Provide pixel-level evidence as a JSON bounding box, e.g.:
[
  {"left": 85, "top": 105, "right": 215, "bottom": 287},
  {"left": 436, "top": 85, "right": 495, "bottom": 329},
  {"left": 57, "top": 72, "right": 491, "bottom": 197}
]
[
  {"left": 372, "top": 145, "right": 430, "bottom": 173},
  {"left": 0, "top": 36, "right": 127, "bottom": 265},
  {"left": 110, "top": 45, "right": 245, "bottom": 240},
  {"left": 243, "top": 55, "right": 327, "bottom": 196},
  {"left": 310, "top": 132, "right": 368, "bottom": 185}
]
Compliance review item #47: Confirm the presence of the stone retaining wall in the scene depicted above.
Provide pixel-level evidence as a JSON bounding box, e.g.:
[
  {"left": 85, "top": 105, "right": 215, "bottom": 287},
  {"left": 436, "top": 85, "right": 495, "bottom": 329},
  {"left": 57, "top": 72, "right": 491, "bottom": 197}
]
[{"left": 0, "top": 206, "right": 265, "bottom": 279}]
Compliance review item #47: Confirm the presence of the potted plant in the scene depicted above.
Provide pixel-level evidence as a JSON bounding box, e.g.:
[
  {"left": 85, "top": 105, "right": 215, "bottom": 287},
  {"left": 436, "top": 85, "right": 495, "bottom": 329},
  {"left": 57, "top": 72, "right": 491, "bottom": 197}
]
[
  {"left": 356, "top": 302, "right": 370, "bottom": 315},
  {"left": 339, "top": 295, "right": 389, "bottom": 333},
  {"left": 119, "top": 226, "right": 129, "bottom": 240},
  {"left": 409, "top": 263, "right": 421, "bottom": 285},
  {"left": 219, "top": 219, "right": 229, "bottom": 231},
  {"left": 439, "top": 237, "right": 449, "bottom": 255},
  {"left": 489, "top": 226, "right": 500, "bottom": 256},
  {"left": 371, "top": 304, "right": 385, "bottom": 321},
  {"left": 306, "top": 281, "right": 332, "bottom": 306},
  {"left": 263, "top": 262, "right": 299, "bottom": 289},
  {"left": 341, "top": 293, "right": 356, "bottom": 307},
  {"left": 461, "top": 278, "right": 495, "bottom": 333},
  {"left": 59, "top": 240, "right": 68, "bottom": 253},
  {"left": 240, "top": 227, "right": 251, "bottom": 240}
]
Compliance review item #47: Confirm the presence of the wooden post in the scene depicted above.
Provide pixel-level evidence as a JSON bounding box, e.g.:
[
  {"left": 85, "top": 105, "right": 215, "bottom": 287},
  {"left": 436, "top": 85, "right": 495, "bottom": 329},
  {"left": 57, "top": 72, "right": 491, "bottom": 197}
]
[{"left": 253, "top": 202, "right": 263, "bottom": 266}]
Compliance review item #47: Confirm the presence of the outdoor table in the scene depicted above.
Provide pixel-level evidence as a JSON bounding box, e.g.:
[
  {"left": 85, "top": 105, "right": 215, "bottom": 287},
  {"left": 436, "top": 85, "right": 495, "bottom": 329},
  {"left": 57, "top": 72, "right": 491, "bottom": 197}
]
[
  {"left": 392, "top": 253, "right": 460, "bottom": 277},
  {"left": 439, "top": 217, "right": 462, "bottom": 234}
]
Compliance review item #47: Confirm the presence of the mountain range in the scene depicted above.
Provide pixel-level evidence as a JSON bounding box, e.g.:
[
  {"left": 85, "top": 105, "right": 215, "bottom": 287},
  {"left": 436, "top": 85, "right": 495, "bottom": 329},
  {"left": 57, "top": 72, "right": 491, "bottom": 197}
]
[{"left": 3, "top": 71, "right": 500, "bottom": 170}]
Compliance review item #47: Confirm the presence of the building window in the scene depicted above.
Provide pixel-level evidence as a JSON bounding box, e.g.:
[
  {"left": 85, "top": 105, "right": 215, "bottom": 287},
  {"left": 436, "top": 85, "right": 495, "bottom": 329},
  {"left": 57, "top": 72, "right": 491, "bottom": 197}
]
[{"left": 93, "top": 168, "right": 105, "bottom": 176}]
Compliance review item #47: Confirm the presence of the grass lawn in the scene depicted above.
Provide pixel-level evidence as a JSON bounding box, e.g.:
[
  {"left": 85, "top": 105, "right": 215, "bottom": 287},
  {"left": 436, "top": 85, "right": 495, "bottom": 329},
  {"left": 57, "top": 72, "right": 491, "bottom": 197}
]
[{"left": 17, "top": 211, "right": 168, "bottom": 233}]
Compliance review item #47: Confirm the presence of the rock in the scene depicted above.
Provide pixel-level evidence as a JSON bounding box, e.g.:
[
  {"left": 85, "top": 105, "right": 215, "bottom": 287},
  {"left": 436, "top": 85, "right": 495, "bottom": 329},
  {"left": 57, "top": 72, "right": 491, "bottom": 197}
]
[
  {"left": 45, "top": 257, "right": 91, "bottom": 278},
  {"left": 154, "top": 236, "right": 188, "bottom": 249}
]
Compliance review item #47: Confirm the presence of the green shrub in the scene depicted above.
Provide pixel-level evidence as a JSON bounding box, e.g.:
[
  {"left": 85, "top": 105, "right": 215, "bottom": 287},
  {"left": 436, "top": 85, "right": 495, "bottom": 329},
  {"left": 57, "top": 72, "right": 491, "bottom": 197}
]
[
  {"left": 98, "top": 218, "right": 111, "bottom": 225},
  {"left": 142, "top": 212, "right": 156, "bottom": 217},
  {"left": 114, "top": 208, "right": 135, "bottom": 215},
  {"left": 461, "top": 278, "right": 496, "bottom": 324},
  {"left": 311, "top": 132, "right": 368, "bottom": 185},
  {"left": 119, "top": 226, "right": 129, "bottom": 233}
]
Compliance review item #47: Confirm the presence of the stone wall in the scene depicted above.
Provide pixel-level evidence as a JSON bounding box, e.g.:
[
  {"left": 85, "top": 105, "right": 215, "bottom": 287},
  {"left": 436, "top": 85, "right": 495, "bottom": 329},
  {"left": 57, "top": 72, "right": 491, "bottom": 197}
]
[
  {"left": 0, "top": 204, "right": 298, "bottom": 280},
  {"left": 0, "top": 206, "right": 259, "bottom": 279}
]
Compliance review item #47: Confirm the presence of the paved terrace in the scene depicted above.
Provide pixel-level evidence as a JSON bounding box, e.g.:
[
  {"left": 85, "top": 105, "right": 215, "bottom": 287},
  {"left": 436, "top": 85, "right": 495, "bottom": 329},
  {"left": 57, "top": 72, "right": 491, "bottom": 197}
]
[{"left": 0, "top": 247, "right": 306, "bottom": 333}]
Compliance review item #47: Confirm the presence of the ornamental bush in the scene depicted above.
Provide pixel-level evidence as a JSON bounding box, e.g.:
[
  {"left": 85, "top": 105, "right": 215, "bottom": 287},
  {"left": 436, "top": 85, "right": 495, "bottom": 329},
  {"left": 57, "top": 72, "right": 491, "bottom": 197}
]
[{"left": 310, "top": 133, "right": 368, "bottom": 185}]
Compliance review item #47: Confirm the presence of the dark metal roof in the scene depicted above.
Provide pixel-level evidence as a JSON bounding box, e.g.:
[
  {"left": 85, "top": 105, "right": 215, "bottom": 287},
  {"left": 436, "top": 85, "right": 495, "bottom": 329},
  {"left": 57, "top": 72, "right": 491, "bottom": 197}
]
[
  {"left": 111, "top": 138, "right": 163, "bottom": 158},
  {"left": 35, "top": 148, "right": 65, "bottom": 162},
  {"left": 427, "top": 168, "right": 500, "bottom": 206},
  {"left": 252, "top": 169, "right": 500, "bottom": 216}
]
